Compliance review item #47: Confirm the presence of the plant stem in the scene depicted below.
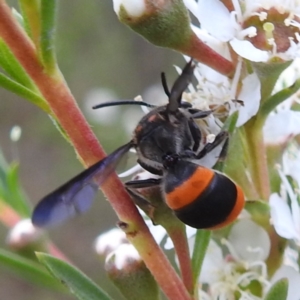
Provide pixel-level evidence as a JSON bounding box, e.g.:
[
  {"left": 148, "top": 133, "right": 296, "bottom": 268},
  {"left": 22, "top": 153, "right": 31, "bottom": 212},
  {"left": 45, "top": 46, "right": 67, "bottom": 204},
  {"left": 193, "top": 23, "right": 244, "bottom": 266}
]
[
  {"left": 167, "top": 225, "right": 194, "bottom": 294},
  {"left": 243, "top": 117, "right": 270, "bottom": 200},
  {"left": 183, "top": 33, "right": 234, "bottom": 76},
  {"left": 0, "top": 2, "right": 191, "bottom": 298},
  {"left": 0, "top": 201, "right": 21, "bottom": 227}
]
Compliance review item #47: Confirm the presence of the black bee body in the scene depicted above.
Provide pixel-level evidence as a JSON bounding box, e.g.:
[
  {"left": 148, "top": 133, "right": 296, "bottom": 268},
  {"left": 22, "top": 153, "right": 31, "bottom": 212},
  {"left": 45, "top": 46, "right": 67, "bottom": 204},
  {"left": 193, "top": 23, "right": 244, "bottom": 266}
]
[{"left": 32, "top": 59, "right": 245, "bottom": 229}]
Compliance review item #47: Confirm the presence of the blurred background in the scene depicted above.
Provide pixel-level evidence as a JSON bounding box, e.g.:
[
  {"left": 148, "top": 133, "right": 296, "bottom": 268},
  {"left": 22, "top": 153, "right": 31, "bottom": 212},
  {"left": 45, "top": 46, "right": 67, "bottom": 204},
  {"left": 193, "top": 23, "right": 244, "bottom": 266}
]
[{"left": 0, "top": 1, "right": 183, "bottom": 299}]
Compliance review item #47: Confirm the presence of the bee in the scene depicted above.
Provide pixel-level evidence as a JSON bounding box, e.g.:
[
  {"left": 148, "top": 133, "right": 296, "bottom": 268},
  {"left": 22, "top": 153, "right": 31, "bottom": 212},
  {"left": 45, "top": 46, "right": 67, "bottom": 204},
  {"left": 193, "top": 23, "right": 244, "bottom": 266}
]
[{"left": 32, "top": 60, "right": 245, "bottom": 229}]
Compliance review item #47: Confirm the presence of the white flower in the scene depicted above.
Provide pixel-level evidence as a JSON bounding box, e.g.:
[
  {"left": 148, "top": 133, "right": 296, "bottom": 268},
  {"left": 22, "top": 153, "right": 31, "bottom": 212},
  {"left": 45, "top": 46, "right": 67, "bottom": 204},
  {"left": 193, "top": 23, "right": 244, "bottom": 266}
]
[
  {"left": 183, "top": 58, "right": 261, "bottom": 127},
  {"left": 263, "top": 109, "right": 300, "bottom": 144},
  {"left": 274, "top": 58, "right": 300, "bottom": 91},
  {"left": 185, "top": 0, "right": 300, "bottom": 62},
  {"left": 283, "top": 142, "right": 300, "bottom": 186},
  {"left": 199, "top": 220, "right": 271, "bottom": 299},
  {"left": 269, "top": 164, "right": 300, "bottom": 245},
  {"left": 264, "top": 58, "right": 300, "bottom": 144},
  {"left": 94, "top": 228, "right": 128, "bottom": 257}
]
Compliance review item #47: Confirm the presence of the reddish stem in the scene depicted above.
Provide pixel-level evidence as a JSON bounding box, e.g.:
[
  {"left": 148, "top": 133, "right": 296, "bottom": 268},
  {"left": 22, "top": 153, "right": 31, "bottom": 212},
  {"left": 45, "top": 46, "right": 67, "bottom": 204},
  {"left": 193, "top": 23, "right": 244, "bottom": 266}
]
[
  {"left": 180, "top": 33, "right": 234, "bottom": 76},
  {"left": 0, "top": 2, "right": 191, "bottom": 299},
  {"left": 167, "top": 226, "right": 194, "bottom": 294}
]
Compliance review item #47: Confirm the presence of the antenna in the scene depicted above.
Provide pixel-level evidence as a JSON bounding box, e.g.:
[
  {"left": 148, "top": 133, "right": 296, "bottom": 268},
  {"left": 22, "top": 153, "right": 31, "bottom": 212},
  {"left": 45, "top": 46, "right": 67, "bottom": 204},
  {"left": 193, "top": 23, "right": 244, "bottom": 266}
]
[
  {"left": 93, "top": 100, "right": 155, "bottom": 110},
  {"left": 167, "top": 59, "right": 196, "bottom": 113}
]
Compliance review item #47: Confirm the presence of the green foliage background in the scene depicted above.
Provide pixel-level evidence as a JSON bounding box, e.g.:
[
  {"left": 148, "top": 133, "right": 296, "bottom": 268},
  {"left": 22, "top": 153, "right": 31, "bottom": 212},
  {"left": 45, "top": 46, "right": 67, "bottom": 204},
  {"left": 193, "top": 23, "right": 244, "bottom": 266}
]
[{"left": 0, "top": 1, "right": 181, "bottom": 299}]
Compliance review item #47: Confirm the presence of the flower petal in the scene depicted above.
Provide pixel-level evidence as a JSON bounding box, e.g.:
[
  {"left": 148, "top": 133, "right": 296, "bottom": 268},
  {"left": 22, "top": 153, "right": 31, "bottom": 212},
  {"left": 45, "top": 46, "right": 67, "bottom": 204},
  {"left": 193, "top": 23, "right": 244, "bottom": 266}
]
[
  {"left": 264, "top": 110, "right": 300, "bottom": 144},
  {"left": 113, "top": 0, "right": 146, "bottom": 17},
  {"left": 228, "top": 219, "right": 271, "bottom": 262},
  {"left": 230, "top": 39, "right": 269, "bottom": 62},
  {"left": 269, "top": 193, "right": 298, "bottom": 240},
  {"left": 236, "top": 73, "right": 261, "bottom": 126},
  {"left": 197, "top": 0, "right": 234, "bottom": 42},
  {"left": 200, "top": 240, "right": 224, "bottom": 283}
]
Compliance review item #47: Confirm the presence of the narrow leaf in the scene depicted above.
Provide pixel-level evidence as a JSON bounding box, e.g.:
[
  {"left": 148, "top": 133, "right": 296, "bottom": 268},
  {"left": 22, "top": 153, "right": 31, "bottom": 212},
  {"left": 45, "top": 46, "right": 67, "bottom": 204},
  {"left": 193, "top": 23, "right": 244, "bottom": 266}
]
[
  {"left": 264, "top": 278, "right": 288, "bottom": 300},
  {"left": 222, "top": 111, "right": 239, "bottom": 134},
  {"left": 0, "top": 39, "right": 37, "bottom": 90},
  {"left": 37, "top": 252, "right": 112, "bottom": 300},
  {"left": 18, "top": 0, "right": 41, "bottom": 46},
  {"left": 0, "top": 248, "right": 63, "bottom": 291},
  {"left": 191, "top": 229, "right": 211, "bottom": 285},
  {"left": 260, "top": 78, "right": 300, "bottom": 118},
  {"left": 0, "top": 72, "right": 51, "bottom": 113},
  {"left": 6, "top": 162, "right": 31, "bottom": 216},
  {"left": 40, "top": 0, "right": 57, "bottom": 72}
]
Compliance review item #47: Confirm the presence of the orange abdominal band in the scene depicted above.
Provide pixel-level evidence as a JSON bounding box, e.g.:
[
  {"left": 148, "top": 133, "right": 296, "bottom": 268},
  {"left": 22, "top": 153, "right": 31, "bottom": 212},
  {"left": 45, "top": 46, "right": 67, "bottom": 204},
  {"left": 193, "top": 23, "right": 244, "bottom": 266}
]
[{"left": 166, "top": 167, "right": 214, "bottom": 210}]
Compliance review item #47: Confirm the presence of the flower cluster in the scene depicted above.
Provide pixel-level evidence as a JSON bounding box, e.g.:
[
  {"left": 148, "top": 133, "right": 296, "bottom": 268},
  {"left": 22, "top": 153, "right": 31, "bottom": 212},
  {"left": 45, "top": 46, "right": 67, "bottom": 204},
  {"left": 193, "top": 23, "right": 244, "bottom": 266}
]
[{"left": 111, "top": 0, "right": 300, "bottom": 299}]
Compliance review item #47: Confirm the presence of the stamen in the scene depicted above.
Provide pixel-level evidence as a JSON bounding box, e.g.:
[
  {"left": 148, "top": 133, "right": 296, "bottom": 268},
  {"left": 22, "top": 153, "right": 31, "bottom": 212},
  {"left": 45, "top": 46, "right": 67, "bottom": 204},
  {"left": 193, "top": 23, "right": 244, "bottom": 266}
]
[
  {"left": 221, "top": 238, "right": 240, "bottom": 261},
  {"left": 248, "top": 261, "right": 268, "bottom": 279},
  {"left": 237, "top": 26, "right": 257, "bottom": 39},
  {"left": 256, "top": 11, "right": 268, "bottom": 21}
]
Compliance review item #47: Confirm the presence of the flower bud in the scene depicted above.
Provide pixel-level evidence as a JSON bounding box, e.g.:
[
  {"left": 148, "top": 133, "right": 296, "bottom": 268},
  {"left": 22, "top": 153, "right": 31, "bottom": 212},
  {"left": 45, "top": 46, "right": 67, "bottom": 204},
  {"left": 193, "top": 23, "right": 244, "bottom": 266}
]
[
  {"left": 105, "top": 244, "right": 159, "bottom": 300},
  {"left": 6, "top": 218, "right": 43, "bottom": 250},
  {"left": 94, "top": 228, "right": 128, "bottom": 257},
  {"left": 113, "top": 0, "right": 234, "bottom": 74},
  {"left": 113, "top": 0, "right": 193, "bottom": 50}
]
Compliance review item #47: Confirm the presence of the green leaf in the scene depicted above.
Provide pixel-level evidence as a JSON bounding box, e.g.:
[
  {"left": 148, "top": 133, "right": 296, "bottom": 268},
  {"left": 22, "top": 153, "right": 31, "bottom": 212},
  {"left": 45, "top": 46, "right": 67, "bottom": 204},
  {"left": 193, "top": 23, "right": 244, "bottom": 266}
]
[
  {"left": 0, "top": 248, "right": 63, "bottom": 291},
  {"left": 264, "top": 278, "right": 288, "bottom": 300},
  {"left": 37, "top": 252, "right": 112, "bottom": 300},
  {"left": 18, "top": 0, "right": 41, "bottom": 44},
  {"left": 260, "top": 78, "right": 300, "bottom": 119},
  {"left": 0, "top": 150, "right": 31, "bottom": 216},
  {"left": 40, "top": 0, "right": 57, "bottom": 72},
  {"left": 252, "top": 60, "right": 292, "bottom": 101},
  {"left": 0, "top": 72, "right": 51, "bottom": 113},
  {"left": 6, "top": 162, "right": 31, "bottom": 216},
  {"left": 191, "top": 229, "right": 211, "bottom": 285},
  {"left": 0, "top": 39, "right": 37, "bottom": 90},
  {"left": 222, "top": 111, "right": 239, "bottom": 134}
]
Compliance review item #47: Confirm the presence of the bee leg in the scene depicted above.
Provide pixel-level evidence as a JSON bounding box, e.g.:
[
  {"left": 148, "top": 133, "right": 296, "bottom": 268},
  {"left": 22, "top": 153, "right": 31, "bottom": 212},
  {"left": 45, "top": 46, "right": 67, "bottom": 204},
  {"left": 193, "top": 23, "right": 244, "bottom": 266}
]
[
  {"left": 125, "top": 178, "right": 161, "bottom": 221},
  {"left": 188, "top": 118, "right": 202, "bottom": 152},
  {"left": 217, "top": 136, "right": 229, "bottom": 162},
  {"left": 190, "top": 109, "right": 213, "bottom": 119},
  {"left": 125, "top": 178, "right": 162, "bottom": 189},
  {"left": 125, "top": 188, "right": 156, "bottom": 219},
  {"left": 196, "top": 131, "right": 229, "bottom": 159}
]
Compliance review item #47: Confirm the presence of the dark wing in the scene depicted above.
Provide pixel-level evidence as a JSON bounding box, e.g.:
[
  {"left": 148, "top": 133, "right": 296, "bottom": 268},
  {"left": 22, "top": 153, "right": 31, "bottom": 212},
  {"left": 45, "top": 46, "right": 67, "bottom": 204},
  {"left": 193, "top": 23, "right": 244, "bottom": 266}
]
[{"left": 32, "top": 142, "right": 133, "bottom": 228}]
